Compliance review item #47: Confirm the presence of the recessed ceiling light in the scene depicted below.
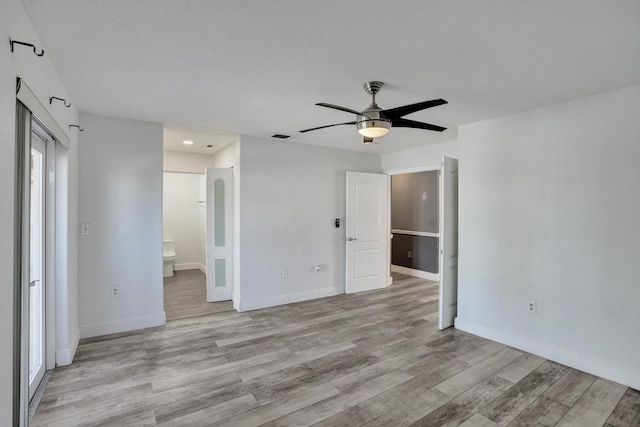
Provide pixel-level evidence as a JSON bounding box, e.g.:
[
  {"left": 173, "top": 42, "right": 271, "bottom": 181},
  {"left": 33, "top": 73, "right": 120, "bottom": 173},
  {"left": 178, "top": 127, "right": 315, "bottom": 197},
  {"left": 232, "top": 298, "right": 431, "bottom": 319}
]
[{"left": 183, "top": 140, "right": 194, "bottom": 145}]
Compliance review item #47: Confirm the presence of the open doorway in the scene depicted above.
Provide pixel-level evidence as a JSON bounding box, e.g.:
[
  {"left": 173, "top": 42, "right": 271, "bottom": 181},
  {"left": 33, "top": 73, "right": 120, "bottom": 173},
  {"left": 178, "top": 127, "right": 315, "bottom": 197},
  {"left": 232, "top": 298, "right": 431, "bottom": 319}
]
[
  {"left": 162, "top": 171, "right": 233, "bottom": 320},
  {"left": 388, "top": 157, "right": 459, "bottom": 330},
  {"left": 390, "top": 169, "right": 440, "bottom": 281}
]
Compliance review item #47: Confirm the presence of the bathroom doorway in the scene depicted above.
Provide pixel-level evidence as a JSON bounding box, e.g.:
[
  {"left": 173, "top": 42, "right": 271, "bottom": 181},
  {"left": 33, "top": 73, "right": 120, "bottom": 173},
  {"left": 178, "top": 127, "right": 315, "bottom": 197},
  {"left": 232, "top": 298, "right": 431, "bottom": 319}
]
[{"left": 162, "top": 171, "right": 233, "bottom": 320}]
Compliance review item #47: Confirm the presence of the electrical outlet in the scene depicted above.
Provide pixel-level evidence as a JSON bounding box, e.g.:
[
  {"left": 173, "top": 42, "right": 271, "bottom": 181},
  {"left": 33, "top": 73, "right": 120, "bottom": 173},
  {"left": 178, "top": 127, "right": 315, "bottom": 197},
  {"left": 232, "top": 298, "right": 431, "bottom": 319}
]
[
  {"left": 81, "top": 223, "right": 90, "bottom": 236},
  {"left": 111, "top": 287, "right": 121, "bottom": 298},
  {"left": 527, "top": 300, "right": 537, "bottom": 314},
  {"left": 407, "top": 251, "right": 412, "bottom": 259},
  {"left": 282, "top": 269, "right": 288, "bottom": 279}
]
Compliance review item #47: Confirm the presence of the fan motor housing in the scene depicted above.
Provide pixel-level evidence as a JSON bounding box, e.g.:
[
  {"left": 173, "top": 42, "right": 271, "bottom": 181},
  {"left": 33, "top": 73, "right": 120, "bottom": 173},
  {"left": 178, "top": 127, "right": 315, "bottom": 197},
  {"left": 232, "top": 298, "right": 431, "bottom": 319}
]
[{"left": 357, "top": 106, "right": 391, "bottom": 138}]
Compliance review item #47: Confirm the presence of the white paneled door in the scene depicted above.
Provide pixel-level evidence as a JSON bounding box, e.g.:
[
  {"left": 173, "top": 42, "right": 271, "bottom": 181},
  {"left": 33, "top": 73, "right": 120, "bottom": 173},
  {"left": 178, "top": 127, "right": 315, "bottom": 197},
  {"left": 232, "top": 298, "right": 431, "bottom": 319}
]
[
  {"left": 345, "top": 171, "right": 389, "bottom": 294},
  {"left": 439, "top": 156, "right": 459, "bottom": 330},
  {"left": 206, "top": 168, "right": 233, "bottom": 302}
]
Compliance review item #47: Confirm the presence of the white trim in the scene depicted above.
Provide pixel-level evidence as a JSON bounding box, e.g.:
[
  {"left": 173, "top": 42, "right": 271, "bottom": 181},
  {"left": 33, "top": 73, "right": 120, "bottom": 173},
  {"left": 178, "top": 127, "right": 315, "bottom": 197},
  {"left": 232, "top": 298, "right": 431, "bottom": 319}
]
[
  {"left": 55, "top": 325, "right": 78, "bottom": 366},
  {"left": 239, "top": 286, "right": 341, "bottom": 312},
  {"left": 55, "top": 349, "right": 73, "bottom": 366},
  {"left": 16, "top": 80, "right": 70, "bottom": 148},
  {"left": 455, "top": 317, "right": 640, "bottom": 391},
  {"left": 386, "top": 164, "right": 441, "bottom": 175},
  {"left": 392, "top": 229, "right": 439, "bottom": 238},
  {"left": 199, "top": 263, "right": 206, "bottom": 273},
  {"left": 79, "top": 313, "right": 165, "bottom": 339},
  {"left": 391, "top": 264, "right": 439, "bottom": 281},
  {"left": 174, "top": 262, "right": 201, "bottom": 271}
]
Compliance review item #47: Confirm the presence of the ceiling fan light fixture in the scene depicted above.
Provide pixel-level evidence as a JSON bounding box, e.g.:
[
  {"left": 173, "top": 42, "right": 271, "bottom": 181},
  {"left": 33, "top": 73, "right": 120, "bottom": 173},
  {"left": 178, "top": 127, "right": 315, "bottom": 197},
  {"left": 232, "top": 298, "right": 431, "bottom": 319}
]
[{"left": 357, "top": 117, "right": 390, "bottom": 138}]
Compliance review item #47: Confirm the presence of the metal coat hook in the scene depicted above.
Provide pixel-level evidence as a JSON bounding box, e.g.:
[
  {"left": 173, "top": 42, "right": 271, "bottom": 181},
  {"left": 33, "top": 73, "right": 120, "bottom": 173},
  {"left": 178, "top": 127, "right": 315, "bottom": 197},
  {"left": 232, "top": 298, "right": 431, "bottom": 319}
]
[
  {"left": 50, "top": 96, "right": 71, "bottom": 108},
  {"left": 10, "top": 39, "right": 44, "bottom": 56},
  {"left": 69, "top": 124, "right": 84, "bottom": 132}
]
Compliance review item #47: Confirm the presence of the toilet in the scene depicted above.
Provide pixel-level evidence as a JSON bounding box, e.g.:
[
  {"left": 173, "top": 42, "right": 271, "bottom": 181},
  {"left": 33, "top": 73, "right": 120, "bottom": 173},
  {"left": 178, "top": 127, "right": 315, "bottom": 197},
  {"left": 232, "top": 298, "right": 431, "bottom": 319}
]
[{"left": 162, "top": 238, "right": 177, "bottom": 278}]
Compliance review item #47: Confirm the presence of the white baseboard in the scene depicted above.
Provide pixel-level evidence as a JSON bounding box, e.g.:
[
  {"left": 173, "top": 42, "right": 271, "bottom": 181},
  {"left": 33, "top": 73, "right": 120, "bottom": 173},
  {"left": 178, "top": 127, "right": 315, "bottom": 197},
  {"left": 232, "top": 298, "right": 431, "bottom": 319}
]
[
  {"left": 455, "top": 317, "right": 640, "bottom": 391},
  {"left": 175, "top": 262, "right": 201, "bottom": 271},
  {"left": 79, "top": 313, "right": 165, "bottom": 339},
  {"left": 239, "top": 286, "right": 341, "bottom": 312},
  {"left": 56, "top": 327, "right": 79, "bottom": 366},
  {"left": 391, "top": 264, "right": 439, "bottom": 281}
]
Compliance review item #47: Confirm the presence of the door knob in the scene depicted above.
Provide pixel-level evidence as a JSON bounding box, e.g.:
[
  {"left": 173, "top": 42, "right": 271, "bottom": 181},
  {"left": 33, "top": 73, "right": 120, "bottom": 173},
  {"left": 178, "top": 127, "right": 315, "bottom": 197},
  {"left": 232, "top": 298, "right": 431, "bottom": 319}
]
[
  {"left": 346, "top": 237, "right": 357, "bottom": 241},
  {"left": 29, "top": 280, "right": 38, "bottom": 287}
]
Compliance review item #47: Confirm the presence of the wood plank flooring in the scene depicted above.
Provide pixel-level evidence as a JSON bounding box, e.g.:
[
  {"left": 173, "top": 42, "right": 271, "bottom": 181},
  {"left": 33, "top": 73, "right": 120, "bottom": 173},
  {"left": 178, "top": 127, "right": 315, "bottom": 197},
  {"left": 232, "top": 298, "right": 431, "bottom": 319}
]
[
  {"left": 32, "top": 274, "right": 640, "bottom": 426},
  {"left": 163, "top": 269, "right": 233, "bottom": 321}
]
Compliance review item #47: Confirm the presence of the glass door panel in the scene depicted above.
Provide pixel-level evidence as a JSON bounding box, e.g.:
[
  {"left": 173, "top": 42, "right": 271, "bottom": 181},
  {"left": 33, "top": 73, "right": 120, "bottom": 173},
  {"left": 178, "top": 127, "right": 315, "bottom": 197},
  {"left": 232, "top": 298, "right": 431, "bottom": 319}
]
[{"left": 28, "top": 132, "right": 46, "bottom": 400}]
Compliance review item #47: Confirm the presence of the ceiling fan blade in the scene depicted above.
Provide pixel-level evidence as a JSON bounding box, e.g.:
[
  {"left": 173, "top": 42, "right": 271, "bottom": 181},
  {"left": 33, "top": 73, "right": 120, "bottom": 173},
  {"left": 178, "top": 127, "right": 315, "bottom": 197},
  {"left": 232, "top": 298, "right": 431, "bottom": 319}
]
[
  {"left": 383, "top": 99, "right": 448, "bottom": 120},
  {"left": 316, "top": 103, "right": 361, "bottom": 115},
  {"left": 299, "top": 121, "right": 357, "bottom": 133},
  {"left": 391, "top": 118, "right": 447, "bottom": 132}
]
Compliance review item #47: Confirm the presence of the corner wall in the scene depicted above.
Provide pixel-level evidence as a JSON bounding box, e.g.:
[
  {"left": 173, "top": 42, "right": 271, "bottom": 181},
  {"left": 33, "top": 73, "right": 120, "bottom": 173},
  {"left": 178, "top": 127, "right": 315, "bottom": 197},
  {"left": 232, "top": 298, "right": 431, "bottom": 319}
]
[
  {"left": 456, "top": 84, "right": 640, "bottom": 390},
  {"left": 78, "top": 113, "right": 164, "bottom": 338},
  {"left": 238, "top": 136, "right": 380, "bottom": 310}
]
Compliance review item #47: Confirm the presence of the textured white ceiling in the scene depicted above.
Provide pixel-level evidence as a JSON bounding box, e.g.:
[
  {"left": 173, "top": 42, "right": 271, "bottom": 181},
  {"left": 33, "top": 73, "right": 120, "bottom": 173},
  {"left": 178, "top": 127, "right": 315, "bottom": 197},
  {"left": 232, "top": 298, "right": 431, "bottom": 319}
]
[{"left": 21, "top": 0, "right": 640, "bottom": 154}]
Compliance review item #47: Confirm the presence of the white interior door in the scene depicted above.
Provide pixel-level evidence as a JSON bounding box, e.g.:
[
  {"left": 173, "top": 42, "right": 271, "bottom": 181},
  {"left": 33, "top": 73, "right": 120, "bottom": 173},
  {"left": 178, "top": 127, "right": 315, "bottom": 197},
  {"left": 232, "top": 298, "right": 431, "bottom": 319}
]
[
  {"left": 346, "top": 171, "right": 389, "bottom": 293},
  {"left": 29, "top": 131, "right": 46, "bottom": 400},
  {"left": 439, "top": 156, "right": 459, "bottom": 330},
  {"left": 206, "top": 168, "right": 233, "bottom": 302}
]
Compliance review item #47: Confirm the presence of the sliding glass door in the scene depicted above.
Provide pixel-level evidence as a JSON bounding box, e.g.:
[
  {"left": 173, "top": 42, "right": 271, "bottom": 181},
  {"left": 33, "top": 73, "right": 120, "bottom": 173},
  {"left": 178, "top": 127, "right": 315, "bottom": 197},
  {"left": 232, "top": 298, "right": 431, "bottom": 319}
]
[{"left": 28, "top": 130, "right": 47, "bottom": 401}]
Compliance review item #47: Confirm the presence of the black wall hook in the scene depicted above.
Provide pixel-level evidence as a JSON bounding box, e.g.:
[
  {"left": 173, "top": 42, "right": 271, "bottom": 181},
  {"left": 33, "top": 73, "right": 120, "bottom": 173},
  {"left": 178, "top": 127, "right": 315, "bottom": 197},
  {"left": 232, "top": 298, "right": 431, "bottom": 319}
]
[
  {"left": 50, "top": 96, "right": 71, "bottom": 107},
  {"left": 69, "top": 124, "right": 84, "bottom": 132},
  {"left": 10, "top": 39, "right": 44, "bottom": 56}
]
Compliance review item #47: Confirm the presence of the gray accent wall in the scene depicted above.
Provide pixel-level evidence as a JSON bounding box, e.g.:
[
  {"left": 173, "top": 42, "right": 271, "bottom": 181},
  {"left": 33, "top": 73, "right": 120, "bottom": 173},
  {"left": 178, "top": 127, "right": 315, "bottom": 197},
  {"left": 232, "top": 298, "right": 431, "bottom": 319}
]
[
  {"left": 391, "top": 171, "right": 439, "bottom": 233},
  {"left": 391, "top": 171, "right": 439, "bottom": 274},
  {"left": 391, "top": 235, "right": 439, "bottom": 273}
]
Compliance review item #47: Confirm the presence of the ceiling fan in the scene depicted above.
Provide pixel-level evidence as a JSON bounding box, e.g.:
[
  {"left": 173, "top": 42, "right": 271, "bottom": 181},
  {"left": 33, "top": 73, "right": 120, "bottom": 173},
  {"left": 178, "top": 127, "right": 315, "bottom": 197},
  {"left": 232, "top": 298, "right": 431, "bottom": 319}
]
[{"left": 299, "top": 81, "right": 447, "bottom": 144}]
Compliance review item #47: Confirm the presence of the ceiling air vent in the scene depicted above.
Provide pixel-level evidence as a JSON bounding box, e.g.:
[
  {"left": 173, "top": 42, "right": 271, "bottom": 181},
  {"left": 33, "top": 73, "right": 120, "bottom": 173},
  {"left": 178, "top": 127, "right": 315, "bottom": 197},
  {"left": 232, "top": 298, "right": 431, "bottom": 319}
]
[{"left": 271, "top": 134, "right": 290, "bottom": 139}]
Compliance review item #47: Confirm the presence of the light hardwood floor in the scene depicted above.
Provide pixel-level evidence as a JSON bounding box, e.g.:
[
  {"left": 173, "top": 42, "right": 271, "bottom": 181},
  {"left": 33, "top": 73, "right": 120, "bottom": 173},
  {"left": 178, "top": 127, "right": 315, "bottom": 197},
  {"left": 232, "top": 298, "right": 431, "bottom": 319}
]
[
  {"left": 32, "top": 274, "right": 639, "bottom": 426},
  {"left": 163, "top": 269, "right": 234, "bottom": 321}
]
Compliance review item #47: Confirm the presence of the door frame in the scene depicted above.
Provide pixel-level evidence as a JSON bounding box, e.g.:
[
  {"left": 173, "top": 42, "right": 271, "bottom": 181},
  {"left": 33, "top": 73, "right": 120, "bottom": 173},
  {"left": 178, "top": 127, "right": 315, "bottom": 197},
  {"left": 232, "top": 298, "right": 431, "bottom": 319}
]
[
  {"left": 15, "top": 81, "right": 70, "bottom": 426},
  {"left": 387, "top": 164, "right": 442, "bottom": 281},
  {"left": 385, "top": 161, "right": 459, "bottom": 328},
  {"left": 386, "top": 164, "right": 443, "bottom": 283}
]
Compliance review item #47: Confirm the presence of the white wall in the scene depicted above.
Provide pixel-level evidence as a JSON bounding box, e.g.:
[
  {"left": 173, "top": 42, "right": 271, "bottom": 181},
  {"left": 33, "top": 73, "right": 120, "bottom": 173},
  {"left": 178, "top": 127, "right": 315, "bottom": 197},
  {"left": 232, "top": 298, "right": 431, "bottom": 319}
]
[
  {"left": 163, "top": 172, "right": 204, "bottom": 270},
  {"left": 238, "top": 136, "right": 380, "bottom": 310},
  {"left": 164, "top": 149, "right": 217, "bottom": 173},
  {"left": 455, "top": 84, "right": 640, "bottom": 390},
  {"left": 0, "top": 0, "right": 80, "bottom": 422},
  {"left": 382, "top": 140, "right": 459, "bottom": 173},
  {"left": 78, "top": 113, "right": 164, "bottom": 338}
]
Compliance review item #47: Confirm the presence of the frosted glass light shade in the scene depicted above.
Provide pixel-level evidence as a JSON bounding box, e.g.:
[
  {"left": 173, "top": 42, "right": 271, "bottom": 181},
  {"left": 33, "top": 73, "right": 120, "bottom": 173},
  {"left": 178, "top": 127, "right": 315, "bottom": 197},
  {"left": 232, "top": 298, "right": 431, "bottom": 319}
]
[
  {"left": 357, "top": 115, "right": 391, "bottom": 138},
  {"left": 358, "top": 125, "right": 390, "bottom": 138}
]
